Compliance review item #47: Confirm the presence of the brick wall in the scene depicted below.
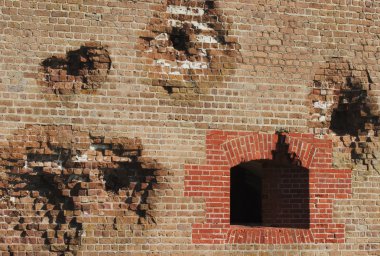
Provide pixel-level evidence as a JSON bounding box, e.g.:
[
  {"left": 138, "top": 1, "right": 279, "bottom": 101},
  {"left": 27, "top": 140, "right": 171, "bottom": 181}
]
[
  {"left": 184, "top": 131, "right": 351, "bottom": 244},
  {"left": 260, "top": 166, "right": 310, "bottom": 229},
  {"left": 0, "top": 0, "right": 379, "bottom": 255}
]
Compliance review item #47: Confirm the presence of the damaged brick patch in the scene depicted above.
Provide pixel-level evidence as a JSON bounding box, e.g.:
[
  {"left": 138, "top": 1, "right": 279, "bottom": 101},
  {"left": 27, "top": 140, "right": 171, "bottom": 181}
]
[
  {"left": 308, "top": 58, "right": 380, "bottom": 171},
  {"left": 137, "top": 0, "right": 241, "bottom": 98},
  {"left": 308, "top": 58, "right": 377, "bottom": 135},
  {"left": 0, "top": 125, "right": 166, "bottom": 254},
  {"left": 41, "top": 42, "right": 111, "bottom": 95}
]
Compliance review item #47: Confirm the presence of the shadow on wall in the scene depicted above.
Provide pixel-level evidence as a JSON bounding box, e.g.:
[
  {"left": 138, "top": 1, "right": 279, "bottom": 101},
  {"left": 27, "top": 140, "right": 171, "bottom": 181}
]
[
  {"left": 41, "top": 42, "right": 111, "bottom": 95},
  {"left": 330, "top": 76, "right": 379, "bottom": 136},
  {"left": 138, "top": 0, "right": 241, "bottom": 98},
  {"left": 230, "top": 134, "right": 310, "bottom": 229},
  {"left": 309, "top": 57, "right": 379, "bottom": 136},
  {"left": 309, "top": 58, "right": 380, "bottom": 170},
  {"left": 0, "top": 125, "right": 166, "bottom": 254}
]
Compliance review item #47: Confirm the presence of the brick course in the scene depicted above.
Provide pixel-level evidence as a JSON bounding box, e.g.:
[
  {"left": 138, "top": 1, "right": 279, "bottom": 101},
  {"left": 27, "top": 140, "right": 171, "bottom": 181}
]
[
  {"left": 185, "top": 131, "right": 351, "bottom": 244},
  {"left": 0, "top": 0, "right": 379, "bottom": 255}
]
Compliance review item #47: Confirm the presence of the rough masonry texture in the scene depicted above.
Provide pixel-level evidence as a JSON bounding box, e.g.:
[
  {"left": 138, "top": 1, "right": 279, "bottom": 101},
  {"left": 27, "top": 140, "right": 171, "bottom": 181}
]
[
  {"left": 0, "top": 124, "right": 166, "bottom": 254},
  {"left": 41, "top": 42, "right": 111, "bottom": 95},
  {"left": 0, "top": 0, "right": 380, "bottom": 255}
]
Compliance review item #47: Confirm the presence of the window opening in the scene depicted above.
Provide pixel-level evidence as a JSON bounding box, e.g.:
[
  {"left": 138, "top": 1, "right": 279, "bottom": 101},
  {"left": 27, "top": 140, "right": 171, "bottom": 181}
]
[{"left": 230, "top": 160, "right": 310, "bottom": 229}]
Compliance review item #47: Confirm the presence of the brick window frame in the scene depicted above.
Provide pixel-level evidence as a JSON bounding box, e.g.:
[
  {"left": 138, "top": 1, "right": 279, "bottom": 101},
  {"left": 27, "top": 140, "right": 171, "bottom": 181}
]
[{"left": 184, "top": 130, "right": 351, "bottom": 244}]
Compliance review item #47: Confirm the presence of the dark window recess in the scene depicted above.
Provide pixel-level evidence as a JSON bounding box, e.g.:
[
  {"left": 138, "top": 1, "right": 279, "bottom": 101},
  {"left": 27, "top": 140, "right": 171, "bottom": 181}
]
[
  {"left": 231, "top": 165, "right": 262, "bottom": 225},
  {"left": 230, "top": 160, "right": 310, "bottom": 229}
]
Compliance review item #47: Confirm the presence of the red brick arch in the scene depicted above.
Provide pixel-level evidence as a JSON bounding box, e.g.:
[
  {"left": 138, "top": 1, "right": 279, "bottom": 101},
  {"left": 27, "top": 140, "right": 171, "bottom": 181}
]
[
  {"left": 221, "top": 133, "right": 317, "bottom": 169},
  {"left": 184, "top": 130, "right": 351, "bottom": 244}
]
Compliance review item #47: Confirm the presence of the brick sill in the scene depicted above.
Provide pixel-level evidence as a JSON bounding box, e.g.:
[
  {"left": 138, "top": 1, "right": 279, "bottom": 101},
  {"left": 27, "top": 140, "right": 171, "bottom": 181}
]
[
  {"left": 229, "top": 225, "right": 309, "bottom": 229},
  {"left": 226, "top": 226, "right": 314, "bottom": 244}
]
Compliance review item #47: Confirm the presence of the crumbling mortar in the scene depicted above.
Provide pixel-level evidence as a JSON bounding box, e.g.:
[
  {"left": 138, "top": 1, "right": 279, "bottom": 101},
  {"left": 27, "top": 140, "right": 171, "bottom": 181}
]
[
  {"left": 138, "top": 0, "right": 241, "bottom": 98},
  {"left": 0, "top": 125, "right": 167, "bottom": 254},
  {"left": 309, "top": 58, "right": 380, "bottom": 171},
  {"left": 40, "top": 42, "right": 111, "bottom": 96}
]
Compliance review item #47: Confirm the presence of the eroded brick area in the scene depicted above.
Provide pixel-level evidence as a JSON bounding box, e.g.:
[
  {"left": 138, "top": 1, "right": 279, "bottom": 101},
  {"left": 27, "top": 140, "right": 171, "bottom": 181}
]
[
  {"left": 41, "top": 42, "right": 111, "bottom": 95},
  {"left": 0, "top": 125, "right": 165, "bottom": 254},
  {"left": 138, "top": 0, "right": 241, "bottom": 98},
  {"left": 309, "top": 58, "right": 380, "bottom": 171},
  {"left": 2, "top": 0, "right": 380, "bottom": 254},
  {"left": 308, "top": 58, "right": 377, "bottom": 135}
]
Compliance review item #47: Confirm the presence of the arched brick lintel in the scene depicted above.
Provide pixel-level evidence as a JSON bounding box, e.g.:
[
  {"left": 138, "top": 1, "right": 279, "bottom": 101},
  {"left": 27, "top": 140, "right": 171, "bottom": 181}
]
[{"left": 221, "top": 133, "right": 317, "bottom": 169}]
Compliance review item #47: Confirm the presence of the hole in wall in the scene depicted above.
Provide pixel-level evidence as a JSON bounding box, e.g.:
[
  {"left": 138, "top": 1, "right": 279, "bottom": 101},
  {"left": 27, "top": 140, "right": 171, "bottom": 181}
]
[
  {"left": 0, "top": 125, "right": 166, "bottom": 254},
  {"left": 169, "top": 27, "right": 190, "bottom": 53},
  {"left": 230, "top": 165, "right": 262, "bottom": 225},
  {"left": 163, "top": 86, "right": 174, "bottom": 94},
  {"left": 230, "top": 134, "right": 309, "bottom": 228},
  {"left": 205, "top": 0, "right": 215, "bottom": 9},
  {"left": 329, "top": 79, "right": 376, "bottom": 136},
  {"left": 230, "top": 160, "right": 310, "bottom": 229},
  {"left": 41, "top": 42, "right": 111, "bottom": 95},
  {"left": 309, "top": 57, "right": 380, "bottom": 171},
  {"left": 138, "top": 0, "right": 241, "bottom": 97},
  {"left": 309, "top": 58, "right": 379, "bottom": 137}
]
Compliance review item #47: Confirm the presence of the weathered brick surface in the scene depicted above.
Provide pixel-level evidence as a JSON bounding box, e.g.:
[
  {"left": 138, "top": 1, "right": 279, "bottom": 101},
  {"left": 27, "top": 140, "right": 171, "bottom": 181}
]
[
  {"left": 138, "top": 0, "right": 241, "bottom": 99},
  {"left": 0, "top": 0, "right": 379, "bottom": 255},
  {"left": 0, "top": 124, "right": 167, "bottom": 255},
  {"left": 40, "top": 42, "right": 111, "bottom": 95},
  {"left": 185, "top": 131, "right": 351, "bottom": 244}
]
